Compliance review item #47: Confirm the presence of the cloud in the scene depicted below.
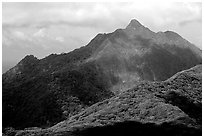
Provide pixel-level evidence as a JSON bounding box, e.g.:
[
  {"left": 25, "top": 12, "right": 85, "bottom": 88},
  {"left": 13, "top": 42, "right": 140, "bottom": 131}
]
[
  {"left": 177, "top": 3, "right": 202, "bottom": 26},
  {"left": 55, "top": 36, "right": 64, "bottom": 42},
  {"left": 2, "top": 2, "right": 113, "bottom": 30},
  {"left": 33, "top": 28, "right": 46, "bottom": 37},
  {"left": 179, "top": 18, "right": 202, "bottom": 26},
  {"left": 2, "top": 2, "right": 202, "bottom": 62},
  {"left": 2, "top": 35, "right": 12, "bottom": 47},
  {"left": 2, "top": 2, "right": 202, "bottom": 31},
  {"left": 13, "top": 31, "right": 28, "bottom": 40}
]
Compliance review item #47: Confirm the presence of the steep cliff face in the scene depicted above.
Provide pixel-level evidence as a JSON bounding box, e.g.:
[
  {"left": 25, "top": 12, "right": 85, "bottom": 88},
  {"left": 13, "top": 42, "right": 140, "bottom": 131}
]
[{"left": 2, "top": 19, "right": 201, "bottom": 130}]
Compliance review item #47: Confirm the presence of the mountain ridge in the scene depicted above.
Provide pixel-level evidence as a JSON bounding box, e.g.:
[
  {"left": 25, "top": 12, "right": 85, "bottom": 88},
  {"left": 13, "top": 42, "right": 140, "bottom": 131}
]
[
  {"left": 2, "top": 19, "right": 202, "bottom": 131},
  {"left": 13, "top": 64, "right": 202, "bottom": 136},
  {"left": 4, "top": 19, "right": 201, "bottom": 78}
]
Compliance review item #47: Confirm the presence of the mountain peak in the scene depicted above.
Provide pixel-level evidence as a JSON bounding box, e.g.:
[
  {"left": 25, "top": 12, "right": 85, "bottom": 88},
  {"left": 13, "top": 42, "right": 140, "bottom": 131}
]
[
  {"left": 21, "top": 55, "right": 38, "bottom": 62},
  {"left": 124, "top": 19, "right": 154, "bottom": 39},
  {"left": 164, "top": 31, "right": 182, "bottom": 40},
  {"left": 126, "top": 19, "right": 143, "bottom": 29},
  {"left": 18, "top": 55, "right": 39, "bottom": 66}
]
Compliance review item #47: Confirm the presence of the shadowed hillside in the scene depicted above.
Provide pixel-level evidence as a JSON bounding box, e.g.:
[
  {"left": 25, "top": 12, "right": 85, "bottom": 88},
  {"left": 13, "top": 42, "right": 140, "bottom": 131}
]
[
  {"left": 2, "top": 19, "right": 202, "bottom": 131},
  {"left": 14, "top": 65, "right": 202, "bottom": 136}
]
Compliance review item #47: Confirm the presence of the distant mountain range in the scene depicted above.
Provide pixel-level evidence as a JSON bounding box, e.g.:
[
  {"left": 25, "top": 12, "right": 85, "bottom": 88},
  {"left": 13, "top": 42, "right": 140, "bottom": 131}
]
[{"left": 2, "top": 19, "right": 202, "bottom": 132}]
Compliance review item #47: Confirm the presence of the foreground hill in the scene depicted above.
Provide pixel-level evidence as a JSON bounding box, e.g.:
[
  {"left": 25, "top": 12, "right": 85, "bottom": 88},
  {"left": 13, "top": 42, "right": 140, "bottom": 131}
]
[
  {"left": 14, "top": 65, "right": 202, "bottom": 136},
  {"left": 2, "top": 19, "right": 202, "bottom": 129}
]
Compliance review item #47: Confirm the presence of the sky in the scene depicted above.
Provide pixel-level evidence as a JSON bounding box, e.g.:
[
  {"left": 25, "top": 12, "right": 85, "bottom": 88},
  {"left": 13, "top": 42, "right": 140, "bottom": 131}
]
[{"left": 2, "top": 2, "right": 202, "bottom": 73}]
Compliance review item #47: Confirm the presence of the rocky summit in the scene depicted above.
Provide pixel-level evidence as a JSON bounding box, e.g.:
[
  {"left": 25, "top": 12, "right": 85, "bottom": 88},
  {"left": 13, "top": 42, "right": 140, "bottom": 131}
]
[
  {"left": 14, "top": 65, "right": 202, "bottom": 136},
  {"left": 2, "top": 19, "right": 202, "bottom": 135}
]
